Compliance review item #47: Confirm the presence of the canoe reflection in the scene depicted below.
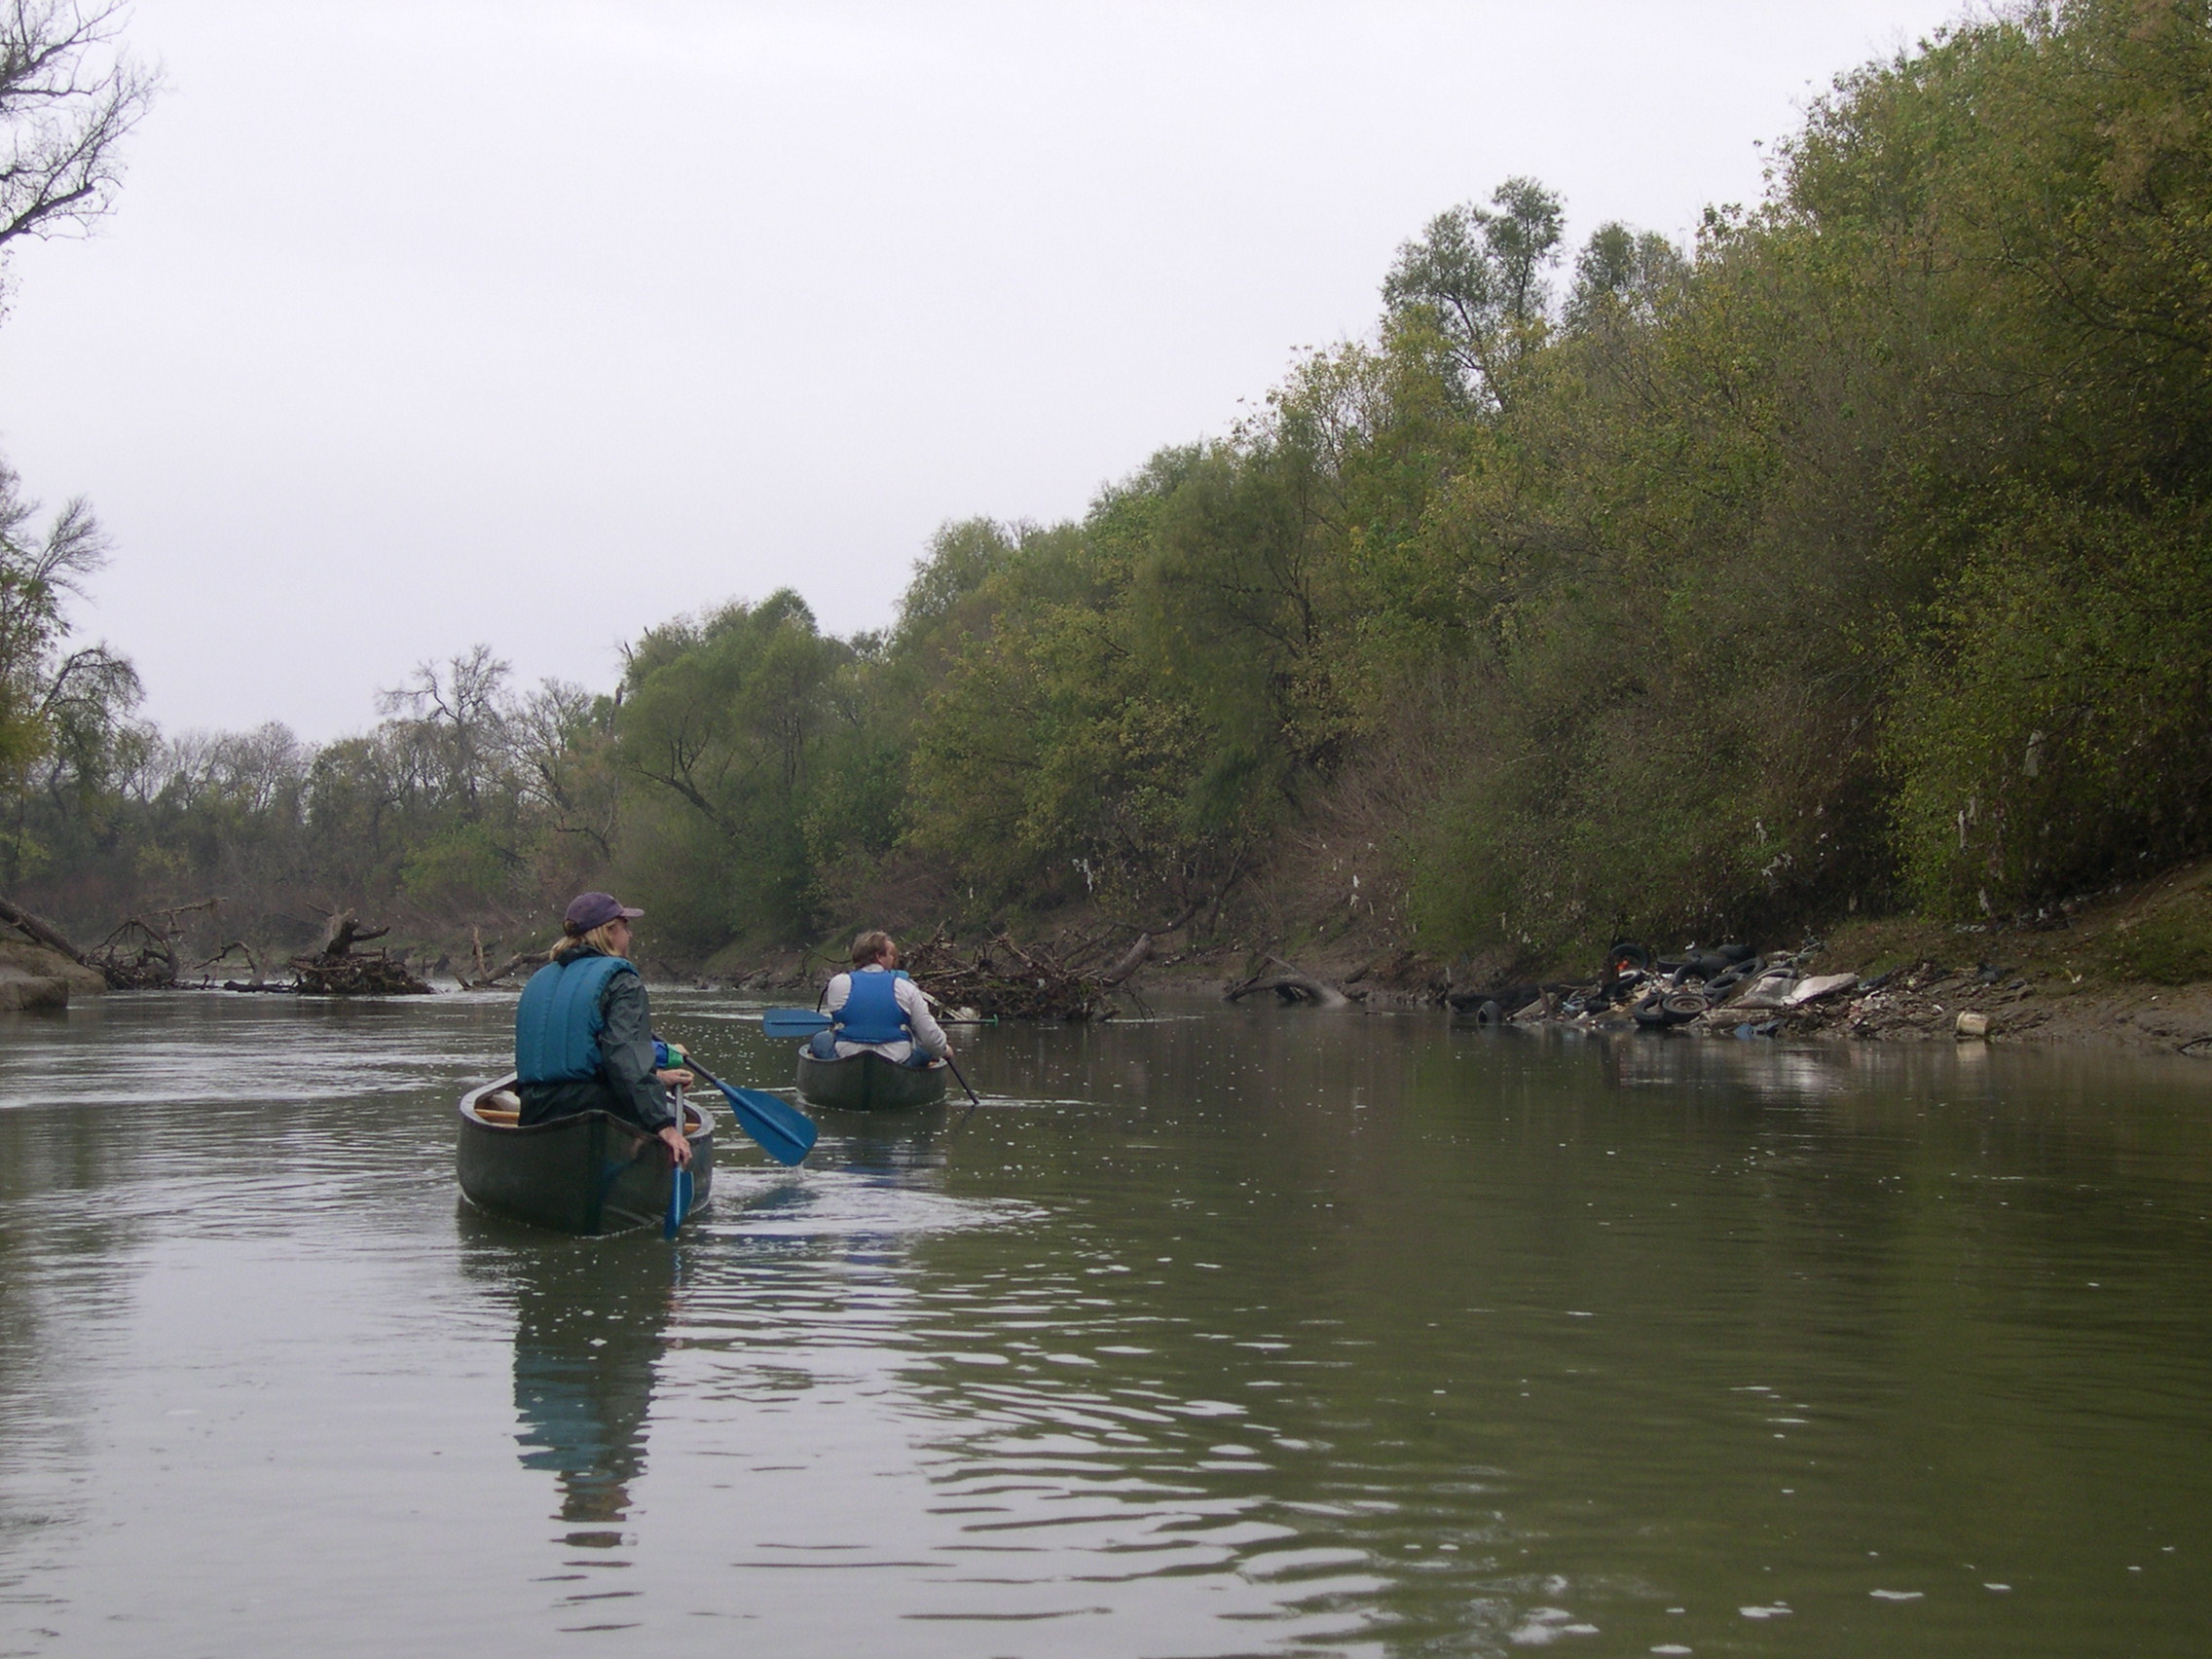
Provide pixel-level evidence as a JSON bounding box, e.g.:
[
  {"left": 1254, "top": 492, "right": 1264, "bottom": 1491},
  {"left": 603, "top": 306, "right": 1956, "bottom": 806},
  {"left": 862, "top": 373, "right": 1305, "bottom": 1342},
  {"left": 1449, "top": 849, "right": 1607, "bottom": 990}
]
[
  {"left": 458, "top": 1113, "right": 952, "bottom": 1543},
  {"left": 811, "top": 1100, "right": 954, "bottom": 1176},
  {"left": 459, "top": 1212, "right": 680, "bottom": 1541}
]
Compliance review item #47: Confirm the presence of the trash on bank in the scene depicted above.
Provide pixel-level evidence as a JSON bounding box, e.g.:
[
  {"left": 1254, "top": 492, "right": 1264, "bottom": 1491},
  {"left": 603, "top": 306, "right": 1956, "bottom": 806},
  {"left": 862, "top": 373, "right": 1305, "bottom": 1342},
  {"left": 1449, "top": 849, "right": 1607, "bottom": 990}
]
[
  {"left": 1444, "top": 938, "right": 2071, "bottom": 1041},
  {"left": 1446, "top": 938, "right": 1867, "bottom": 1040}
]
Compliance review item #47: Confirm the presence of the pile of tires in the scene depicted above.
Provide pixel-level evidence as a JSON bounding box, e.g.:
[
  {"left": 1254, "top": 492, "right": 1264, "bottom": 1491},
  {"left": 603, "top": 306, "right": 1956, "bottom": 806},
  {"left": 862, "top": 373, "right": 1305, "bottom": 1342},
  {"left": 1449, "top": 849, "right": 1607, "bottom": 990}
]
[{"left": 1632, "top": 988, "right": 1711, "bottom": 1028}]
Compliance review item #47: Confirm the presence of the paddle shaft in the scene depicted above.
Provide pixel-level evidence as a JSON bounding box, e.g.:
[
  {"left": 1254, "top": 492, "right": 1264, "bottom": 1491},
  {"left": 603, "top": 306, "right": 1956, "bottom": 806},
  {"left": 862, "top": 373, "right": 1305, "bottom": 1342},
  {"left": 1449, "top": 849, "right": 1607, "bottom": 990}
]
[
  {"left": 679, "top": 1053, "right": 741, "bottom": 1094},
  {"left": 940, "top": 1051, "right": 981, "bottom": 1109},
  {"left": 936, "top": 1051, "right": 983, "bottom": 1142},
  {"left": 662, "top": 1160, "right": 691, "bottom": 1239}
]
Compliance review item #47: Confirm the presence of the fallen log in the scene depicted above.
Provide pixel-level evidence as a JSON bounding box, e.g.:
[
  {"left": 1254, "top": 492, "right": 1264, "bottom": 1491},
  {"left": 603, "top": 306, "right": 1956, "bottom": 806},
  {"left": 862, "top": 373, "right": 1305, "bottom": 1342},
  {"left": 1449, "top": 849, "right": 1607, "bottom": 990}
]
[
  {"left": 0, "top": 894, "right": 99, "bottom": 969},
  {"left": 466, "top": 948, "right": 547, "bottom": 988},
  {"left": 1099, "top": 932, "right": 1155, "bottom": 988},
  {"left": 197, "top": 940, "right": 266, "bottom": 986},
  {"left": 1223, "top": 956, "right": 1350, "bottom": 1009}
]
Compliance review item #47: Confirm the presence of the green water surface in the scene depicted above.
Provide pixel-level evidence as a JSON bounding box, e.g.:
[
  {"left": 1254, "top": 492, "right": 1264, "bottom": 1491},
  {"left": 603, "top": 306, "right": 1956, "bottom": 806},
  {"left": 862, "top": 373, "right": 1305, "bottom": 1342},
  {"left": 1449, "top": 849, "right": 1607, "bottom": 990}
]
[{"left": 1, "top": 991, "right": 2207, "bottom": 1656}]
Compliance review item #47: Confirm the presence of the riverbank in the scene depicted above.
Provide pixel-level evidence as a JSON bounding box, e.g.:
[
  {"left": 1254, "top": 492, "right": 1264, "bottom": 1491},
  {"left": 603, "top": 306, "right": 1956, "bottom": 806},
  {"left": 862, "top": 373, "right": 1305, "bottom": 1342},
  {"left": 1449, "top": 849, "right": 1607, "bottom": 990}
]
[
  {"left": 0, "top": 937, "right": 105, "bottom": 1009},
  {"left": 1325, "top": 856, "right": 2212, "bottom": 1057},
  {"left": 1774, "top": 860, "right": 2212, "bottom": 1057},
  {"left": 22, "top": 857, "right": 2205, "bottom": 1061},
  {"left": 669, "top": 856, "right": 2212, "bottom": 1061}
]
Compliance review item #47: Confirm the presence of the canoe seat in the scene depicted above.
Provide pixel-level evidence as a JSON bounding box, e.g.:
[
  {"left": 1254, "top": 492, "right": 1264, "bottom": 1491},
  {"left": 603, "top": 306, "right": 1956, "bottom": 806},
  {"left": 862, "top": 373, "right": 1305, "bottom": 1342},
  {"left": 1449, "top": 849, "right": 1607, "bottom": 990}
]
[{"left": 476, "top": 1105, "right": 521, "bottom": 1124}]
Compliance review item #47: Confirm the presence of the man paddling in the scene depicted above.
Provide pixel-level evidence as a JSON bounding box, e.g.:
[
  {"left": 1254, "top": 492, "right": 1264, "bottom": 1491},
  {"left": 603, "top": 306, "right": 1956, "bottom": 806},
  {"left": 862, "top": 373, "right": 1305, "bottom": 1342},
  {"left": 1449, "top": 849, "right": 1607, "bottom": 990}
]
[
  {"left": 807, "top": 931, "right": 952, "bottom": 1069},
  {"left": 514, "top": 892, "right": 696, "bottom": 1166}
]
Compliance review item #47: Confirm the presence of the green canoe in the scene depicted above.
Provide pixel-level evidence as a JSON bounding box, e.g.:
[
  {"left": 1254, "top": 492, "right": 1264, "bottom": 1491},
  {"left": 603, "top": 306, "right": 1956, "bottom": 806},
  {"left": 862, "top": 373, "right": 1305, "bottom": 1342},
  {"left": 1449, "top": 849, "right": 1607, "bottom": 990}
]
[
  {"left": 794, "top": 1050, "right": 948, "bottom": 1111},
  {"left": 457, "top": 1075, "right": 714, "bottom": 1235}
]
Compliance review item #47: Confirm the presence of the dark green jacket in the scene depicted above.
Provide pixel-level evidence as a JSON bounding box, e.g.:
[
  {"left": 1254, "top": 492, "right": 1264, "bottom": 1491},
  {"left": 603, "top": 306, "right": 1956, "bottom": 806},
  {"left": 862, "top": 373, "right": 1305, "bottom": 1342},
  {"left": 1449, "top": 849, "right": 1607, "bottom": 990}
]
[{"left": 515, "top": 946, "right": 675, "bottom": 1132}]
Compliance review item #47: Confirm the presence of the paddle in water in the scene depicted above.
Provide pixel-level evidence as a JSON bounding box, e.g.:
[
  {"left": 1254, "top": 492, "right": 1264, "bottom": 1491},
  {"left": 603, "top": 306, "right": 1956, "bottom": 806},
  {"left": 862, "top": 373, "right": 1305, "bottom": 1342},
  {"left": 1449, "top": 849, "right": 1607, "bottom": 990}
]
[
  {"left": 681, "top": 1054, "right": 819, "bottom": 1166},
  {"left": 941, "top": 1052, "right": 982, "bottom": 1109},
  {"left": 662, "top": 1155, "right": 692, "bottom": 1239},
  {"left": 938, "top": 1051, "right": 984, "bottom": 1136}
]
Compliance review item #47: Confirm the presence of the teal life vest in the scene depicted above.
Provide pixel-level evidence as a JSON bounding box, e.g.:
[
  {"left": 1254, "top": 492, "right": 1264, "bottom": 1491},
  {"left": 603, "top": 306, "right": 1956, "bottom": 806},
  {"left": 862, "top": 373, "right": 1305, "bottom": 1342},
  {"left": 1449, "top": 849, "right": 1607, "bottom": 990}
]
[
  {"left": 834, "top": 968, "right": 912, "bottom": 1045},
  {"left": 514, "top": 953, "right": 638, "bottom": 1084}
]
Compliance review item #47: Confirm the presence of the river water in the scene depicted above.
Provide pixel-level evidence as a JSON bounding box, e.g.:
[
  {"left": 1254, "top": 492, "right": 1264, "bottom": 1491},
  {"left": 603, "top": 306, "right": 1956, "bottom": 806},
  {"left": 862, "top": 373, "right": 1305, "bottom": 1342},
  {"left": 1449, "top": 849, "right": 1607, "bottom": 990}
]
[{"left": 1, "top": 991, "right": 2208, "bottom": 1658}]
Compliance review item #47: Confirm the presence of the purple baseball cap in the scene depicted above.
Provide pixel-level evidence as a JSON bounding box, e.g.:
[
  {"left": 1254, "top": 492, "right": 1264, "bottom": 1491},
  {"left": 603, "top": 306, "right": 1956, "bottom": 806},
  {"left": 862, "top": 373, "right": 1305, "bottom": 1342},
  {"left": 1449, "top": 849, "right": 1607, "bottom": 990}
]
[{"left": 564, "top": 891, "right": 644, "bottom": 931}]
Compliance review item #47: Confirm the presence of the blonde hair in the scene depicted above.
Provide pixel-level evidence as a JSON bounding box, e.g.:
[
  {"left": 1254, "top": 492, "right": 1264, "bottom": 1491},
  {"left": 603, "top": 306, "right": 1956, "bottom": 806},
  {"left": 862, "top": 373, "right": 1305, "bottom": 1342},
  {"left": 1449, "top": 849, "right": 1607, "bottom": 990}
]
[
  {"left": 851, "top": 929, "right": 894, "bottom": 967},
  {"left": 552, "top": 919, "right": 628, "bottom": 959}
]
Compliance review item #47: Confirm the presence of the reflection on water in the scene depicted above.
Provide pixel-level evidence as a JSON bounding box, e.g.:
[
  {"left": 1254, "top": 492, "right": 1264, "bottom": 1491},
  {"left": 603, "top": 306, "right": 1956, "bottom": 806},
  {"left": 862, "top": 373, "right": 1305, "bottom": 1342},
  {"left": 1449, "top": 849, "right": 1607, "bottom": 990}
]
[
  {"left": 1, "top": 991, "right": 2210, "bottom": 1656},
  {"left": 458, "top": 1217, "right": 679, "bottom": 1542}
]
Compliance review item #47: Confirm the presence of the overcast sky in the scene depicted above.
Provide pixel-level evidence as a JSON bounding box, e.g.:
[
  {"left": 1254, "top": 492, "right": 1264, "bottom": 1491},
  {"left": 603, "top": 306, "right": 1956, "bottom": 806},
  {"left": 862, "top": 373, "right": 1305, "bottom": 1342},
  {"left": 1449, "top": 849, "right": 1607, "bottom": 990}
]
[{"left": 0, "top": 0, "right": 1968, "bottom": 740}]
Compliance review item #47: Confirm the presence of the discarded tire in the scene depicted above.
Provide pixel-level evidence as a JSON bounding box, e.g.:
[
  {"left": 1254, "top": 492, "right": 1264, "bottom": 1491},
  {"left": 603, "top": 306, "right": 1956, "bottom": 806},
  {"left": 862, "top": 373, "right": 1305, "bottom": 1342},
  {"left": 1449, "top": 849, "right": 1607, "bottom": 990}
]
[
  {"left": 1661, "top": 991, "right": 1710, "bottom": 1024},
  {"left": 1608, "top": 940, "right": 1653, "bottom": 974}
]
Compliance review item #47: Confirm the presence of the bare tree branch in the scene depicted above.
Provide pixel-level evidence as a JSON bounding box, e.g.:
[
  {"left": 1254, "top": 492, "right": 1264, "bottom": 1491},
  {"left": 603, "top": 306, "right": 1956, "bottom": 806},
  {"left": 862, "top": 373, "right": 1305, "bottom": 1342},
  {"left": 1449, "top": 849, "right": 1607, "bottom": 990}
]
[{"left": 0, "top": 2, "right": 159, "bottom": 268}]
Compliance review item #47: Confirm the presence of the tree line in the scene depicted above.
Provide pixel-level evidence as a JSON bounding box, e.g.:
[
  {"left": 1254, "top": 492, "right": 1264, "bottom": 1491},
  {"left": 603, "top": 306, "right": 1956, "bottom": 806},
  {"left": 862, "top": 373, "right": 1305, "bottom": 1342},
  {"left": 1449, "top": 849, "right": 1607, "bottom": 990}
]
[{"left": 6, "top": 0, "right": 2210, "bottom": 975}]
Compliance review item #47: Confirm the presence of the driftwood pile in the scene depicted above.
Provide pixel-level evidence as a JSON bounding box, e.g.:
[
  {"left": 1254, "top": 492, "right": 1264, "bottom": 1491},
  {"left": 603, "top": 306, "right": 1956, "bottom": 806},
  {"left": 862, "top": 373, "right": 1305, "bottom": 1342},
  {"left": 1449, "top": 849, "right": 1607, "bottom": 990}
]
[
  {"left": 0, "top": 894, "right": 437, "bottom": 996},
  {"left": 92, "top": 899, "right": 242, "bottom": 988},
  {"left": 902, "top": 925, "right": 1152, "bottom": 1021},
  {"left": 95, "top": 918, "right": 182, "bottom": 988},
  {"left": 288, "top": 909, "right": 431, "bottom": 996},
  {"left": 0, "top": 894, "right": 208, "bottom": 989}
]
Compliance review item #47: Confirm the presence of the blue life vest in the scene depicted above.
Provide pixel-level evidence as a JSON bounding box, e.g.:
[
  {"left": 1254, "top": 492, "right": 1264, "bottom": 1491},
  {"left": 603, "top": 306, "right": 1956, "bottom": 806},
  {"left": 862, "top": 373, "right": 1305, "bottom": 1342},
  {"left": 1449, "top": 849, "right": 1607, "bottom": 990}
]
[
  {"left": 834, "top": 968, "right": 912, "bottom": 1045},
  {"left": 515, "top": 953, "right": 638, "bottom": 1083}
]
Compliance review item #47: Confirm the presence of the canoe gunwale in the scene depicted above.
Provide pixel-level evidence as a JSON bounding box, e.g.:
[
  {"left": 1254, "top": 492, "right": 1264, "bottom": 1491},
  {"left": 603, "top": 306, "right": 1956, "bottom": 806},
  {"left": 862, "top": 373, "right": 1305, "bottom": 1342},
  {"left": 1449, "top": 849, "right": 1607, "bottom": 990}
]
[{"left": 459, "top": 1073, "right": 714, "bottom": 1139}]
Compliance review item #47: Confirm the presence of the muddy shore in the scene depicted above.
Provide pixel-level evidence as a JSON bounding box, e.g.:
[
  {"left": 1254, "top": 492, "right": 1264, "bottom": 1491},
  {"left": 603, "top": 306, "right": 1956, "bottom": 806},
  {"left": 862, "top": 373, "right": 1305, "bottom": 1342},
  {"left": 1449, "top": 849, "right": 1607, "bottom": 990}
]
[{"left": 693, "top": 861, "right": 2209, "bottom": 1061}]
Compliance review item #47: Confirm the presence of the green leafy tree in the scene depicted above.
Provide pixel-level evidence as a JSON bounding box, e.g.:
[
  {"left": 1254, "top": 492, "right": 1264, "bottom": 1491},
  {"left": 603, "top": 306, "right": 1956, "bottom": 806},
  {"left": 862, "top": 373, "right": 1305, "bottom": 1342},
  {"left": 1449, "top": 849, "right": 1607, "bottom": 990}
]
[
  {"left": 614, "top": 590, "right": 849, "bottom": 948},
  {"left": 0, "top": 463, "right": 137, "bottom": 881},
  {"left": 1382, "top": 176, "right": 1564, "bottom": 409}
]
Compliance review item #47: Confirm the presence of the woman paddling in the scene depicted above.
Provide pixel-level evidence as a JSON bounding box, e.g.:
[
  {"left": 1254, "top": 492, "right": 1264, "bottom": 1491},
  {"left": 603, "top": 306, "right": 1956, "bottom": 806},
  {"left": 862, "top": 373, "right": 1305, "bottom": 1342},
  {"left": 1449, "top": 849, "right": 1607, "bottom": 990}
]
[{"left": 514, "top": 892, "right": 696, "bottom": 1166}]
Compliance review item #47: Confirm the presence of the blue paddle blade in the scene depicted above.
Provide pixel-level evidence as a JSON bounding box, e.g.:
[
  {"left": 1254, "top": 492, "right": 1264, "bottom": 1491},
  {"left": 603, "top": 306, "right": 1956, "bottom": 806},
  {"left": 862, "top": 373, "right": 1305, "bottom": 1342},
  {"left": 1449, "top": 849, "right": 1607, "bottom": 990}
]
[
  {"left": 717, "top": 1081, "right": 819, "bottom": 1166},
  {"left": 663, "top": 1161, "right": 692, "bottom": 1239},
  {"left": 760, "top": 1008, "right": 832, "bottom": 1039}
]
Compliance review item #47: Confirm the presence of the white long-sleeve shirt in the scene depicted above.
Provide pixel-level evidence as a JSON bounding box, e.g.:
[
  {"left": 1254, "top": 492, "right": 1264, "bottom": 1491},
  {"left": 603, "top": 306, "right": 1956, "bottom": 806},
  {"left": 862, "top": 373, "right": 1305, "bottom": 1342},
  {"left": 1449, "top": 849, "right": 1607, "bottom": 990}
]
[{"left": 822, "top": 967, "right": 949, "bottom": 1062}]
